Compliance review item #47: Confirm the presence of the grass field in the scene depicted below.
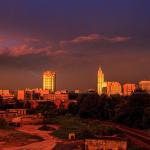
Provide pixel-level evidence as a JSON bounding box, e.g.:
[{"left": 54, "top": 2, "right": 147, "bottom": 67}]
[{"left": 51, "top": 115, "right": 122, "bottom": 139}]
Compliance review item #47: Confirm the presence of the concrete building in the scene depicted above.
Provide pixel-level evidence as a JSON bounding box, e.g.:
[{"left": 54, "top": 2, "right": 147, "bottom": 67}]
[
  {"left": 139, "top": 81, "right": 150, "bottom": 94},
  {"left": 97, "top": 67, "right": 106, "bottom": 95},
  {"left": 74, "top": 89, "right": 80, "bottom": 94},
  {"left": 0, "top": 109, "right": 27, "bottom": 127},
  {"left": 43, "top": 91, "right": 68, "bottom": 101},
  {"left": 43, "top": 71, "right": 56, "bottom": 93},
  {"left": 17, "top": 90, "right": 25, "bottom": 100},
  {"left": 123, "top": 84, "right": 136, "bottom": 96},
  {"left": 85, "top": 137, "right": 127, "bottom": 150},
  {"left": 106, "top": 82, "right": 122, "bottom": 95},
  {"left": 38, "top": 89, "right": 50, "bottom": 96},
  {"left": 0, "top": 90, "right": 14, "bottom": 100},
  {"left": 7, "top": 109, "right": 27, "bottom": 116},
  {"left": 0, "top": 90, "right": 10, "bottom": 96},
  {"left": 43, "top": 91, "right": 69, "bottom": 108}
]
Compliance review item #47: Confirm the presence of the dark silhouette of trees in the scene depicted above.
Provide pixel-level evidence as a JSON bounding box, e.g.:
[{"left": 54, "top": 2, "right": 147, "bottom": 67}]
[
  {"left": 67, "top": 102, "right": 79, "bottom": 115},
  {"left": 78, "top": 93, "right": 122, "bottom": 120},
  {"left": 114, "top": 89, "right": 150, "bottom": 128},
  {"left": 79, "top": 93, "right": 100, "bottom": 118},
  {"left": 32, "top": 91, "right": 41, "bottom": 100},
  {"left": 69, "top": 92, "right": 78, "bottom": 100},
  {"left": 76, "top": 90, "right": 150, "bottom": 129},
  {"left": 0, "top": 95, "right": 3, "bottom": 105}
]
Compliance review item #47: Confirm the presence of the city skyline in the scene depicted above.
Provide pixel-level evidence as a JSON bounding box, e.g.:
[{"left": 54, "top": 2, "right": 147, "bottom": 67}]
[
  {"left": 0, "top": 1, "right": 150, "bottom": 90},
  {"left": 0, "top": 67, "right": 149, "bottom": 92}
]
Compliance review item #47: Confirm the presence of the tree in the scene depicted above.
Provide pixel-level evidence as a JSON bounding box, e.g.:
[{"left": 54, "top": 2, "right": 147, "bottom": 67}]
[
  {"left": 69, "top": 93, "right": 78, "bottom": 100},
  {"left": 67, "top": 102, "right": 79, "bottom": 115},
  {"left": 143, "top": 106, "right": 150, "bottom": 128},
  {"left": 79, "top": 93, "right": 100, "bottom": 118},
  {"left": 115, "top": 89, "right": 150, "bottom": 128},
  {"left": 0, "top": 95, "right": 3, "bottom": 105}
]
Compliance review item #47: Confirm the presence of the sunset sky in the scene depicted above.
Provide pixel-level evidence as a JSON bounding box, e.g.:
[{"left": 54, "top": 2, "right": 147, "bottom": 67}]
[{"left": 0, "top": 0, "right": 150, "bottom": 90}]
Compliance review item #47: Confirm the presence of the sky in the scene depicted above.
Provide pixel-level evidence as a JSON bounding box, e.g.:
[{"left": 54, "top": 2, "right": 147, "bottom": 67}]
[{"left": 0, "top": 0, "right": 150, "bottom": 90}]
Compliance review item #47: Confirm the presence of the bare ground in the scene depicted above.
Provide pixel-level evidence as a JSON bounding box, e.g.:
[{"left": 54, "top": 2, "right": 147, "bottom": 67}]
[{"left": 0, "top": 125, "right": 61, "bottom": 150}]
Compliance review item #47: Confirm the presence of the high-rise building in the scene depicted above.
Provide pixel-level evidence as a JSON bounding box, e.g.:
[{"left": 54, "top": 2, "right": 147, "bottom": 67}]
[
  {"left": 106, "top": 82, "right": 122, "bottom": 95},
  {"left": 123, "top": 83, "right": 136, "bottom": 96},
  {"left": 97, "top": 66, "right": 105, "bottom": 95},
  {"left": 43, "top": 71, "right": 56, "bottom": 93},
  {"left": 139, "top": 81, "right": 150, "bottom": 94}
]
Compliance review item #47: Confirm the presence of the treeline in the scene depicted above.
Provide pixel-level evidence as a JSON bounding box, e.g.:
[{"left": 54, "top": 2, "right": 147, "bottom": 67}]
[
  {"left": 67, "top": 89, "right": 150, "bottom": 129},
  {"left": 1, "top": 89, "right": 150, "bottom": 129}
]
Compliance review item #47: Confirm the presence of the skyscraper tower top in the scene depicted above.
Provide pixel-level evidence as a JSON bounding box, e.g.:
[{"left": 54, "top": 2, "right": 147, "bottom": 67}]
[
  {"left": 43, "top": 71, "right": 56, "bottom": 76},
  {"left": 43, "top": 70, "right": 56, "bottom": 92},
  {"left": 98, "top": 66, "right": 103, "bottom": 73},
  {"left": 97, "top": 66, "right": 105, "bottom": 95}
]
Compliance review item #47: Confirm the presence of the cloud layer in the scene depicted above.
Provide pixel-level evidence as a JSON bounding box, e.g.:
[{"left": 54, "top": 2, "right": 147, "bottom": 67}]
[
  {"left": 60, "top": 34, "right": 131, "bottom": 47},
  {"left": 0, "top": 33, "right": 131, "bottom": 57},
  {"left": 0, "top": 36, "right": 66, "bottom": 57}
]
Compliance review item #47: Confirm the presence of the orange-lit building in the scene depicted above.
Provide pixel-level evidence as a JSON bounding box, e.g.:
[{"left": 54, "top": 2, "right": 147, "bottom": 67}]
[
  {"left": 85, "top": 137, "right": 127, "bottom": 150},
  {"left": 17, "top": 90, "right": 25, "bottom": 100},
  {"left": 43, "top": 71, "right": 56, "bottom": 93},
  {"left": 123, "top": 84, "right": 136, "bottom": 96},
  {"left": 139, "top": 81, "right": 150, "bottom": 94},
  {"left": 97, "top": 67, "right": 106, "bottom": 95},
  {"left": 0, "top": 90, "right": 14, "bottom": 100},
  {"left": 106, "top": 82, "right": 122, "bottom": 95},
  {"left": 74, "top": 89, "right": 80, "bottom": 93},
  {"left": 0, "top": 90, "right": 10, "bottom": 96},
  {"left": 38, "top": 89, "right": 50, "bottom": 96},
  {"left": 43, "top": 91, "right": 69, "bottom": 108}
]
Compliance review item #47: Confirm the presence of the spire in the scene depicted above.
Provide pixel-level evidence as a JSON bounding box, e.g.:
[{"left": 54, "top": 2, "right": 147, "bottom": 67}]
[{"left": 98, "top": 65, "right": 102, "bottom": 72}]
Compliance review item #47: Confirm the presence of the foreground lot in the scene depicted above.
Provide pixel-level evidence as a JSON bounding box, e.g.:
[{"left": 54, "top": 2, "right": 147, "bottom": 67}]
[
  {"left": 0, "top": 127, "right": 43, "bottom": 149},
  {"left": 0, "top": 125, "right": 61, "bottom": 150}
]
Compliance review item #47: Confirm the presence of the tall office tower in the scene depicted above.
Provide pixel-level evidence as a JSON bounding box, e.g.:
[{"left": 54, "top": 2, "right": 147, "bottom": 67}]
[
  {"left": 139, "top": 81, "right": 150, "bottom": 94},
  {"left": 97, "top": 66, "right": 105, "bottom": 95},
  {"left": 43, "top": 71, "right": 56, "bottom": 93}
]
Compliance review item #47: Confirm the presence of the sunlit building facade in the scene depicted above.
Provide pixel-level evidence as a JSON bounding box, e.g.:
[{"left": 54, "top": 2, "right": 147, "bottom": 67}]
[
  {"left": 123, "top": 83, "right": 136, "bottom": 96},
  {"left": 97, "top": 67, "right": 106, "bottom": 95},
  {"left": 43, "top": 90, "right": 69, "bottom": 108},
  {"left": 106, "top": 82, "right": 122, "bottom": 95},
  {"left": 0, "top": 90, "right": 14, "bottom": 100},
  {"left": 139, "top": 81, "right": 150, "bottom": 94},
  {"left": 43, "top": 71, "right": 56, "bottom": 93},
  {"left": 17, "top": 90, "right": 25, "bottom": 100}
]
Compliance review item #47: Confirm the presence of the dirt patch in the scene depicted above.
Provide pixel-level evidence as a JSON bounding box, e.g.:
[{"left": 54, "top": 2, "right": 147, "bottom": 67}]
[
  {"left": 0, "top": 129, "right": 43, "bottom": 149},
  {"left": 52, "top": 141, "right": 85, "bottom": 150}
]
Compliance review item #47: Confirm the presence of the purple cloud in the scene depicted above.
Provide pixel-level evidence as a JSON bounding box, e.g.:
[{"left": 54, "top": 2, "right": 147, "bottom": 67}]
[
  {"left": 60, "top": 33, "right": 131, "bottom": 47},
  {"left": 0, "top": 36, "right": 66, "bottom": 57}
]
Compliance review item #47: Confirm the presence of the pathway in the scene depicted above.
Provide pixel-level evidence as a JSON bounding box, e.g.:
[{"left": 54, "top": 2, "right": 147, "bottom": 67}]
[{"left": 3, "top": 125, "right": 61, "bottom": 150}]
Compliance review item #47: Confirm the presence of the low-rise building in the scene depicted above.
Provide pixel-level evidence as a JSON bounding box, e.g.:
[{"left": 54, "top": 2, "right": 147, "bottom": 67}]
[
  {"left": 0, "top": 90, "right": 14, "bottom": 100},
  {"left": 0, "top": 109, "right": 27, "bottom": 127},
  {"left": 0, "top": 110, "right": 7, "bottom": 118},
  {"left": 123, "top": 84, "right": 136, "bottom": 96},
  {"left": 85, "top": 137, "right": 127, "bottom": 150},
  {"left": 139, "top": 81, "right": 150, "bottom": 94},
  {"left": 43, "top": 91, "right": 69, "bottom": 108},
  {"left": 106, "top": 82, "right": 122, "bottom": 95},
  {"left": 7, "top": 109, "right": 27, "bottom": 116}
]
